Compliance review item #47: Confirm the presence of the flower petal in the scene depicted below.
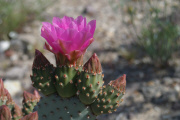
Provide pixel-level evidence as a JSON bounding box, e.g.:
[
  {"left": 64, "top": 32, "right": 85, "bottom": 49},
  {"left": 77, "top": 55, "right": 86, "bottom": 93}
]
[
  {"left": 74, "top": 31, "right": 93, "bottom": 51},
  {"left": 41, "top": 22, "right": 58, "bottom": 49},
  {"left": 84, "top": 20, "right": 96, "bottom": 35},
  {"left": 75, "top": 16, "right": 87, "bottom": 31},
  {"left": 53, "top": 16, "right": 74, "bottom": 29}
]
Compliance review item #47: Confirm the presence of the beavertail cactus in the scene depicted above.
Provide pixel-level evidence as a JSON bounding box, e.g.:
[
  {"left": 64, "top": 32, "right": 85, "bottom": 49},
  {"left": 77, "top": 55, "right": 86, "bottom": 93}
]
[{"left": 0, "top": 15, "right": 126, "bottom": 120}]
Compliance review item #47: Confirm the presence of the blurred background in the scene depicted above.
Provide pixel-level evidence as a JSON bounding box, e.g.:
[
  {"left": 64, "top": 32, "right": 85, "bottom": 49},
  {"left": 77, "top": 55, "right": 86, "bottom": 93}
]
[{"left": 0, "top": 0, "right": 180, "bottom": 120}]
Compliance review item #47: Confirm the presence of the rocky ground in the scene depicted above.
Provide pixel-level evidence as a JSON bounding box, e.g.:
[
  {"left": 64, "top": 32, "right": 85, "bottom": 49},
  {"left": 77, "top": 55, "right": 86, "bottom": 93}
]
[{"left": 0, "top": 0, "right": 180, "bottom": 120}]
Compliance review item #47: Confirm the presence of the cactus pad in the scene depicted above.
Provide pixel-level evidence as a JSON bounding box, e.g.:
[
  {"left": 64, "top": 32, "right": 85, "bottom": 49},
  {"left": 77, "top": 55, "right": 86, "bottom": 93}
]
[
  {"left": 77, "top": 53, "right": 104, "bottom": 105},
  {"left": 77, "top": 72, "right": 104, "bottom": 105},
  {"left": 54, "top": 66, "right": 78, "bottom": 98},
  {"left": 31, "top": 50, "right": 56, "bottom": 95},
  {"left": 36, "top": 93, "right": 97, "bottom": 120},
  {"left": 90, "top": 75, "right": 126, "bottom": 115}
]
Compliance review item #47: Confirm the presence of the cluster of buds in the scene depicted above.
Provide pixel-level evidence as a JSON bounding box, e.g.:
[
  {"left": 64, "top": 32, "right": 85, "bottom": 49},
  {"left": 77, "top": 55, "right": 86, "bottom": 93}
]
[{"left": 0, "top": 78, "right": 39, "bottom": 120}]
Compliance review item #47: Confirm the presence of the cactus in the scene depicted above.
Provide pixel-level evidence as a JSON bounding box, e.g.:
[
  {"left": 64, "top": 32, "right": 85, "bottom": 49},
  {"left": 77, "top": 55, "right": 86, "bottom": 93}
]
[
  {"left": 0, "top": 15, "right": 127, "bottom": 120},
  {"left": 20, "top": 112, "right": 38, "bottom": 120},
  {"left": 0, "top": 79, "right": 8, "bottom": 106},
  {"left": 31, "top": 50, "right": 56, "bottom": 95},
  {"left": 0, "top": 78, "right": 39, "bottom": 120},
  {"left": 22, "top": 91, "right": 40, "bottom": 115},
  {"left": 90, "top": 75, "right": 126, "bottom": 115},
  {"left": 0, "top": 105, "right": 12, "bottom": 120},
  {"left": 77, "top": 53, "right": 104, "bottom": 105},
  {"left": 36, "top": 94, "right": 96, "bottom": 120}
]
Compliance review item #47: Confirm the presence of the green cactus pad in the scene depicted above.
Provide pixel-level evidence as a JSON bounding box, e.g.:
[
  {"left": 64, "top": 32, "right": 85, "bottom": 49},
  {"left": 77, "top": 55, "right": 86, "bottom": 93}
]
[
  {"left": 31, "top": 50, "right": 56, "bottom": 95},
  {"left": 36, "top": 93, "right": 97, "bottom": 120},
  {"left": 90, "top": 85, "right": 124, "bottom": 115},
  {"left": 77, "top": 71, "right": 104, "bottom": 105},
  {"left": 54, "top": 65, "right": 79, "bottom": 98}
]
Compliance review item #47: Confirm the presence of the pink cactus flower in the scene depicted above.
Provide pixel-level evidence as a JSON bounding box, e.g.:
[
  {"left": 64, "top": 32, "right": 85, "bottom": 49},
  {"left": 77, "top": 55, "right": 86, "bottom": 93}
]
[{"left": 41, "top": 16, "right": 96, "bottom": 64}]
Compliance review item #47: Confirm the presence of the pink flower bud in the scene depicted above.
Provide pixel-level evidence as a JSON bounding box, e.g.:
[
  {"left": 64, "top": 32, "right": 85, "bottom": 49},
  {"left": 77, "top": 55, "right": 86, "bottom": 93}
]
[
  {"left": 83, "top": 53, "right": 102, "bottom": 74},
  {"left": 109, "top": 74, "right": 126, "bottom": 94},
  {"left": 20, "top": 112, "right": 38, "bottom": 120},
  {"left": 0, "top": 105, "right": 12, "bottom": 120},
  {"left": 23, "top": 90, "right": 40, "bottom": 103}
]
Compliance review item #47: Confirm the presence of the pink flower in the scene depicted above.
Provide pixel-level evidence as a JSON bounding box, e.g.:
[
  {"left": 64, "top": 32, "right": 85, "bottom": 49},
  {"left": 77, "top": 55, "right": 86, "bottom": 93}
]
[{"left": 41, "top": 16, "right": 96, "bottom": 64}]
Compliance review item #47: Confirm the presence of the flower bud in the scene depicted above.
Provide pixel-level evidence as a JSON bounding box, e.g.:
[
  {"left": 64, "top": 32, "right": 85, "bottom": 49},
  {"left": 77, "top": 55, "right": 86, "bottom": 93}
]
[
  {"left": 109, "top": 74, "right": 126, "bottom": 94},
  {"left": 83, "top": 53, "right": 102, "bottom": 74},
  {"left": 0, "top": 105, "right": 12, "bottom": 120}
]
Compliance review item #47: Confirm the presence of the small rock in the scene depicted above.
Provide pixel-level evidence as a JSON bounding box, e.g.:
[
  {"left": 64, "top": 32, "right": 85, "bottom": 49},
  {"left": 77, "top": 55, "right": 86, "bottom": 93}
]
[
  {"left": 5, "top": 66, "right": 28, "bottom": 79},
  {"left": 82, "top": 5, "right": 97, "bottom": 16},
  {"left": 162, "top": 77, "right": 173, "bottom": 85},
  {"left": 8, "top": 31, "right": 18, "bottom": 39},
  {"left": 4, "top": 79, "right": 22, "bottom": 97},
  {"left": 0, "top": 41, "right": 10, "bottom": 53}
]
